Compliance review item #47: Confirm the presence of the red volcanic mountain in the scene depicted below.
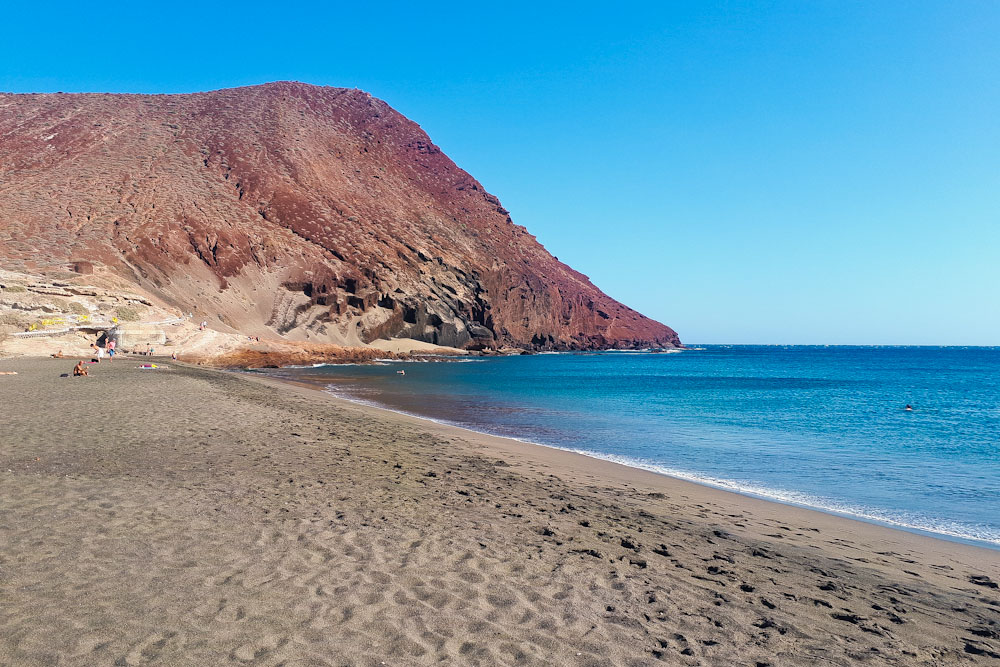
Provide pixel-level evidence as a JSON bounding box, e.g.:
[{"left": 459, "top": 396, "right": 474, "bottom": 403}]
[{"left": 0, "top": 82, "right": 679, "bottom": 350}]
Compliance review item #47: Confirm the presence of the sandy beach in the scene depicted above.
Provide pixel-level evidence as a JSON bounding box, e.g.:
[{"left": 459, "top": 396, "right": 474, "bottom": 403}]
[{"left": 1, "top": 357, "right": 998, "bottom": 666}]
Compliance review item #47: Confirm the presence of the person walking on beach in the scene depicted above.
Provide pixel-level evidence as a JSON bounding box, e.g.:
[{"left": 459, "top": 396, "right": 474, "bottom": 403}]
[{"left": 107, "top": 338, "right": 116, "bottom": 362}]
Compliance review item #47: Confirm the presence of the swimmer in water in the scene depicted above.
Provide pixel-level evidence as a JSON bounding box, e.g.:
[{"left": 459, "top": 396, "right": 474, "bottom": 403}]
[{"left": 904, "top": 404, "right": 914, "bottom": 411}]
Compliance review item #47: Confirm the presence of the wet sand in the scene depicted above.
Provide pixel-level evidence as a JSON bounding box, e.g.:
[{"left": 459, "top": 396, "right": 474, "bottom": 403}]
[{"left": 1, "top": 357, "right": 998, "bottom": 665}]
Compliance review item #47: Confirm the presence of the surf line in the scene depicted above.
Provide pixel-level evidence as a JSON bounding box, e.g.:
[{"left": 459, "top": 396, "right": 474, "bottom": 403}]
[{"left": 316, "top": 383, "right": 1000, "bottom": 550}]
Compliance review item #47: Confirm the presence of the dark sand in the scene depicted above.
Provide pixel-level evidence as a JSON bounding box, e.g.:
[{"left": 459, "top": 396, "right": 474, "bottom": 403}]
[{"left": 1, "top": 357, "right": 998, "bottom": 666}]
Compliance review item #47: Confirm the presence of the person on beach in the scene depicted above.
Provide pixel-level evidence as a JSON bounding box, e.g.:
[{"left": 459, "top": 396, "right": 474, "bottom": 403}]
[
  {"left": 73, "top": 361, "right": 88, "bottom": 376},
  {"left": 107, "top": 338, "right": 116, "bottom": 362},
  {"left": 51, "top": 350, "right": 64, "bottom": 358}
]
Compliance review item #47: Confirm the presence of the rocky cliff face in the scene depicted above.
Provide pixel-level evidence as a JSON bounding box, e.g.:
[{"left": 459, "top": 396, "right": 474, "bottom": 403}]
[{"left": 0, "top": 82, "right": 679, "bottom": 350}]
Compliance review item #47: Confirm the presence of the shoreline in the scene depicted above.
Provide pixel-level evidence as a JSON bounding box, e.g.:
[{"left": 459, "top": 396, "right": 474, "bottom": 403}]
[
  {"left": 252, "top": 366, "right": 1000, "bottom": 552},
  {"left": 246, "top": 370, "right": 1000, "bottom": 570},
  {"left": 3, "top": 357, "right": 999, "bottom": 665}
]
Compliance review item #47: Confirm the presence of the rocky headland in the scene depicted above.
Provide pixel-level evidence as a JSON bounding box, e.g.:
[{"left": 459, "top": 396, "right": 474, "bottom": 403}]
[{"left": 0, "top": 82, "right": 679, "bottom": 356}]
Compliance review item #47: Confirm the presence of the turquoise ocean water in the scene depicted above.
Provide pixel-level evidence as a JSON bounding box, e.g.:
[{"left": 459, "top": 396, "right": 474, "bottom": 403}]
[{"left": 264, "top": 346, "right": 1000, "bottom": 549}]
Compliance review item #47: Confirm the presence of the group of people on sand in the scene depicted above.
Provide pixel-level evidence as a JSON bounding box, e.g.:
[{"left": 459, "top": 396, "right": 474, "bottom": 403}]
[
  {"left": 89, "top": 339, "right": 116, "bottom": 363},
  {"left": 49, "top": 348, "right": 89, "bottom": 376},
  {"left": 64, "top": 338, "right": 115, "bottom": 377},
  {"left": 60, "top": 336, "right": 159, "bottom": 377}
]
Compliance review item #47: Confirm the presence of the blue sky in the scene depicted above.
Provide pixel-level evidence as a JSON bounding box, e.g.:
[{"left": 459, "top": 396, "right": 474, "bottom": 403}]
[{"left": 2, "top": 2, "right": 997, "bottom": 344}]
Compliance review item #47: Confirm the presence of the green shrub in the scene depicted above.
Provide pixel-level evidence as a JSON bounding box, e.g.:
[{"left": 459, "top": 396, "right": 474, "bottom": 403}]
[
  {"left": 117, "top": 305, "right": 146, "bottom": 322},
  {"left": 67, "top": 302, "right": 90, "bottom": 316},
  {"left": 0, "top": 312, "right": 32, "bottom": 329}
]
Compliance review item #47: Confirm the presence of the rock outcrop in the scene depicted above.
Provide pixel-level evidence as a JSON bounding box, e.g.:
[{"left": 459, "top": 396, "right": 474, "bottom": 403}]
[{"left": 0, "top": 83, "right": 679, "bottom": 350}]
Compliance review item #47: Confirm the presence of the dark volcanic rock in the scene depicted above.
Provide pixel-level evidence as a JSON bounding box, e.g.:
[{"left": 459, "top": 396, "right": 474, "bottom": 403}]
[{"left": 0, "top": 82, "right": 680, "bottom": 350}]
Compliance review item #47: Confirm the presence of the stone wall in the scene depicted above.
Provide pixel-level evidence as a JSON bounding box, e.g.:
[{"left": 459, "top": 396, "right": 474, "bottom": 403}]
[{"left": 111, "top": 324, "right": 166, "bottom": 349}]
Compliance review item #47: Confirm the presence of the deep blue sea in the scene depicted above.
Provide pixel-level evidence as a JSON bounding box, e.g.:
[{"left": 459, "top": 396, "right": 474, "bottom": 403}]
[{"left": 265, "top": 346, "right": 1000, "bottom": 549}]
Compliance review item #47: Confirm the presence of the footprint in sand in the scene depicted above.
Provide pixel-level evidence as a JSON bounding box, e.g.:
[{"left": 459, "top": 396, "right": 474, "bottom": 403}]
[
  {"left": 119, "top": 630, "right": 181, "bottom": 665},
  {"left": 230, "top": 634, "right": 288, "bottom": 663}
]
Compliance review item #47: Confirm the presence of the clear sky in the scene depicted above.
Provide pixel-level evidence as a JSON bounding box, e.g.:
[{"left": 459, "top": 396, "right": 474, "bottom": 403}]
[{"left": 2, "top": 2, "right": 997, "bottom": 344}]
